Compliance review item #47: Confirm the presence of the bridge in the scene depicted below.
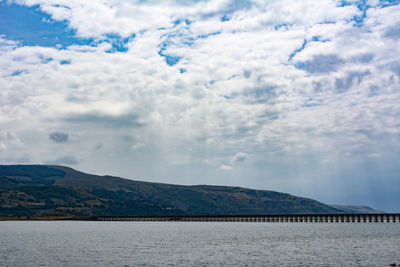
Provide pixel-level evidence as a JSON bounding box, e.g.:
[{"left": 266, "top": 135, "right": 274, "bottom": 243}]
[{"left": 93, "top": 213, "right": 400, "bottom": 223}]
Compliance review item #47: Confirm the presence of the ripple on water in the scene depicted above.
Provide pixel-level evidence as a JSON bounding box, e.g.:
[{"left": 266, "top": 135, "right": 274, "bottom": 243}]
[{"left": 0, "top": 221, "right": 399, "bottom": 266}]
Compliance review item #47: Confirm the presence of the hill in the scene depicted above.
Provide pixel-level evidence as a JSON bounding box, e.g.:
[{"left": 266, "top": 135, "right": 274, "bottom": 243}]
[
  {"left": 330, "top": 205, "right": 383, "bottom": 214},
  {"left": 0, "top": 165, "right": 342, "bottom": 217}
]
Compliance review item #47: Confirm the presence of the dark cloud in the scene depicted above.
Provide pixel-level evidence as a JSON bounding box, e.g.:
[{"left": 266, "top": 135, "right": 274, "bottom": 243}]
[
  {"left": 298, "top": 54, "right": 343, "bottom": 74},
  {"left": 232, "top": 152, "right": 248, "bottom": 163},
  {"left": 200, "top": 0, "right": 253, "bottom": 19},
  {"left": 94, "top": 143, "right": 103, "bottom": 150},
  {"left": 351, "top": 53, "right": 373, "bottom": 63},
  {"left": 384, "top": 25, "right": 400, "bottom": 40},
  {"left": 243, "top": 85, "right": 278, "bottom": 103},
  {"left": 65, "top": 95, "right": 90, "bottom": 103},
  {"left": 63, "top": 112, "right": 144, "bottom": 128},
  {"left": 45, "top": 155, "right": 78, "bottom": 165},
  {"left": 258, "top": 111, "right": 279, "bottom": 121},
  {"left": 49, "top": 131, "right": 69, "bottom": 143},
  {"left": 335, "top": 71, "right": 370, "bottom": 93},
  {"left": 390, "top": 62, "right": 400, "bottom": 77}
]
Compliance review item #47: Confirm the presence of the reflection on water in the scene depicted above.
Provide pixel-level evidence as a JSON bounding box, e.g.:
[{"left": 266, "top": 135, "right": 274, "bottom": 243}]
[{"left": 0, "top": 221, "right": 399, "bottom": 266}]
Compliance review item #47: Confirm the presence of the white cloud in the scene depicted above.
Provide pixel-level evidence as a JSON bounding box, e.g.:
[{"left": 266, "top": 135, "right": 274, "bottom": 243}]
[
  {"left": 0, "top": 131, "right": 23, "bottom": 151},
  {"left": 231, "top": 152, "right": 248, "bottom": 164},
  {"left": 1, "top": 0, "right": 400, "bottom": 210},
  {"left": 220, "top": 165, "right": 233, "bottom": 171},
  {"left": 131, "top": 142, "right": 146, "bottom": 150}
]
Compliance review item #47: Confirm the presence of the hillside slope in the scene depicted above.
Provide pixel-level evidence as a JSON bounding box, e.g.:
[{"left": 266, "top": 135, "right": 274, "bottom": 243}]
[
  {"left": 0, "top": 165, "right": 341, "bottom": 217},
  {"left": 330, "top": 205, "right": 383, "bottom": 214}
]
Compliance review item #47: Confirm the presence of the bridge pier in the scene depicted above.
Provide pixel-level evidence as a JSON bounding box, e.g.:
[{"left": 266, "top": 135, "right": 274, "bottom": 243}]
[{"left": 95, "top": 213, "right": 400, "bottom": 223}]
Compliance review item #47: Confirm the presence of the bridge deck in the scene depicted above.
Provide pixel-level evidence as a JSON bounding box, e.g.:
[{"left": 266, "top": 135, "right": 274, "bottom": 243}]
[{"left": 94, "top": 213, "right": 400, "bottom": 223}]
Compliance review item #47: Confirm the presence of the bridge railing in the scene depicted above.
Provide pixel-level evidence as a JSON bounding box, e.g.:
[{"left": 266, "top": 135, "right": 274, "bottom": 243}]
[{"left": 94, "top": 213, "right": 400, "bottom": 223}]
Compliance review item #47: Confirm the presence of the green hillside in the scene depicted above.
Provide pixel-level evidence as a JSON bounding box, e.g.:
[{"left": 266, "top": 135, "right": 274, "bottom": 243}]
[{"left": 0, "top": 165, "right": 341, "bottom": 217}]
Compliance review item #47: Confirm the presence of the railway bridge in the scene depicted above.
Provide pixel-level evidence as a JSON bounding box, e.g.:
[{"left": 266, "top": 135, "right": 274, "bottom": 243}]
[{"left": 94, "top": 213, "right": 400, "bottom": 223}]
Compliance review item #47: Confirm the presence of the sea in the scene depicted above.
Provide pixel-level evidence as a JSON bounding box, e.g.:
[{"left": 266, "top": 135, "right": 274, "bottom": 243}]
[{"left": 0, "top": 221, "right": 399, "bottom": 266}]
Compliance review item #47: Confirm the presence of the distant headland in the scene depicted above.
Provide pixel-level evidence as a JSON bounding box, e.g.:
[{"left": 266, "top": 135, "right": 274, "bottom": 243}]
[{"left": 0, "top": 165, "right": 382, "bottom": 219}]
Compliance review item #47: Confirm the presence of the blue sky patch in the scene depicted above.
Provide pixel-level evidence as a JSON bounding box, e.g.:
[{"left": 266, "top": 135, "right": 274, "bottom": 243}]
[
  {"left": 11, "top": 70, "right": 24, "bottom": 76},
  {"left": 351, "top": 1, "right": 370, "bottom": 26},
  {"left": 0, "top": 2, "right": 92, "bottom": 48},
  {"left": 163, "top": 55, "right": 181, "bottom": 66},
  {"left": 173, "top": 18, "right": 192, "bottom": 26},
  {"left": 275, "top": 24, "right": 293, "bottom": 31},
  {"left": 157, "top": 18, "right": 221, "bottom": 66},
  {"left": 197, "top": 31, "right": 221, "bottom": 39},
  {"left": 221, "top": 15, "right": 230, "bottom": 22},
  {"left": 39, "top": 56, "right": 53, "bottom": 64},
  {"left": 338, "top": 0, "right": 400, "bottom": 26},
  {"left": 289, "top": 36, "right": 331, "bottom": 62},
  {"left": 288, "top": 39, "right": 307, "bottom": 62},
  {"left": 340, "top": 0, "right": 400, "bottom": 9},
  {"left": 158, "top": 22, "right": 193, "bottom": 66},
  {"left": 104, "top": 33, "right": 135, "bottom": 53},
  {"left": 378, "top": 0, "right": 400, "bottom": 8}
]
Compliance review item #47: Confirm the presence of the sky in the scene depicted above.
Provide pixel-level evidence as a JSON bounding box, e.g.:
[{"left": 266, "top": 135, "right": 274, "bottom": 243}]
[{"left": 0, "top": 0, "right": 399, "bottom": 212}]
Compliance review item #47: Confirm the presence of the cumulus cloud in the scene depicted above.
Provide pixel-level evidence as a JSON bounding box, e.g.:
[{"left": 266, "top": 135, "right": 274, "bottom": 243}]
[
  {"left": 231, "top": 152, "right": 248, "bottom": 164},
  {"left": 49, "top": 131, "right": 69, "bottom": 143},
  {"left": 1, "top": 0, "right": 400, "bottom": 211},
  {"left": 131, "top": 142, "right": 145, "bottom": 150},
  {"left": 63, "top": 112, "right": 144, "bottom": 128},
  {"left": 299, "top": 54, "right": 344, "bottom": 74},
  {"left": 0, "top": 131, "right": 23, "bottom": 151},
  {"left": 220, "top": 165, "right": 233, "bottom": 171}
]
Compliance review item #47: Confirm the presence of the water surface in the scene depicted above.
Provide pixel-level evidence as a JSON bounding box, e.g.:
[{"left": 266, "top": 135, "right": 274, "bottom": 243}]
[{"left": 1, "top": 221, "right": 399, "bottom": 266}]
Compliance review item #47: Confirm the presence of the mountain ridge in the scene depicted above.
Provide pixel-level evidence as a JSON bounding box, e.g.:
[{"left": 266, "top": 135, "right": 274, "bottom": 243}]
[
  {"left": 330, "top": 205, "right": 383, "bottom": 214},
  {"left": 0, "top": 164, "right": 374, "bottom": 217}
]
